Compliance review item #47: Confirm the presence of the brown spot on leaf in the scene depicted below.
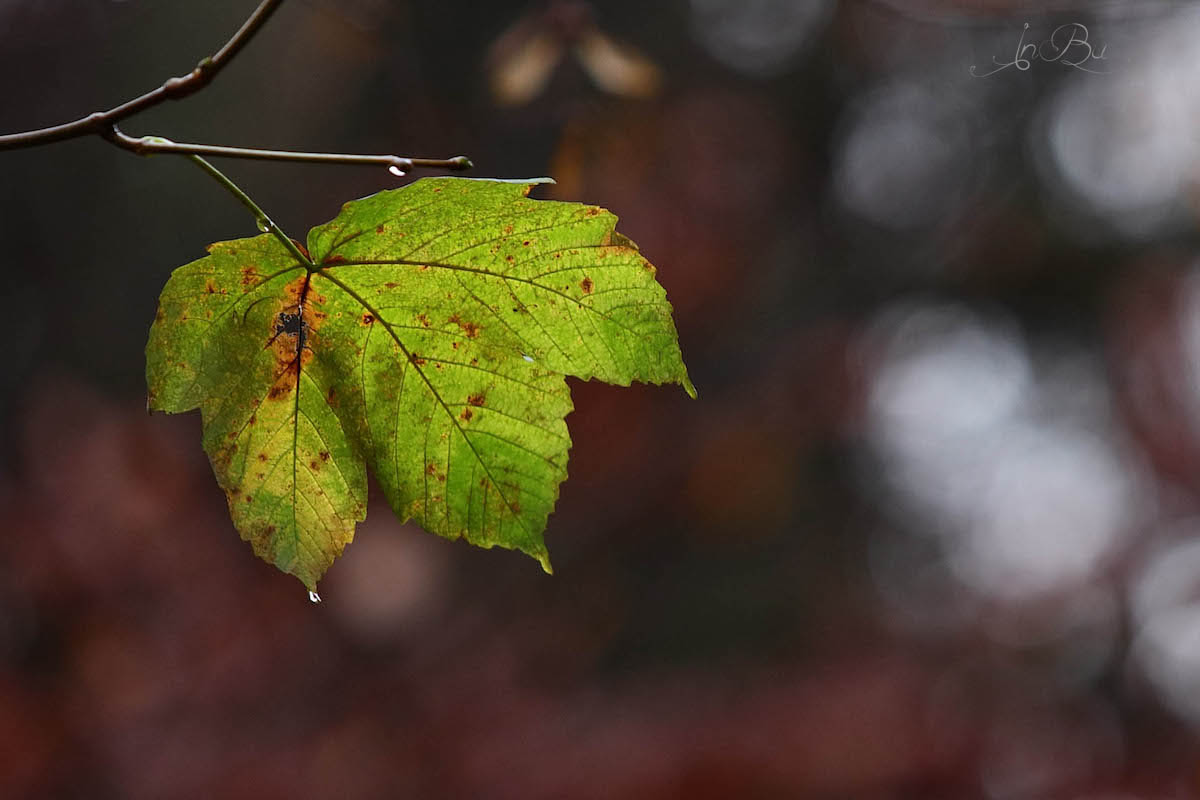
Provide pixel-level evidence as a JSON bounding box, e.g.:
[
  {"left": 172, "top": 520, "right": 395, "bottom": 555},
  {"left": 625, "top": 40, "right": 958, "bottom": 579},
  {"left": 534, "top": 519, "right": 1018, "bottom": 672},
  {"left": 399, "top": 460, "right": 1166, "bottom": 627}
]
[
  {"left": 258, "top": 452, "right": 268, "bottom": 462},
  {"left": 385, "top": 282, "right": 400, "bottom": 289},
  {"left": 417, "top": 313, "right": 430, "bottom": 328},
  {"left": 523, "top": 240, "right": 531, "bottom": 247},
  {"left": 447, "top": 313, "right": 481, "bottom": 338},
  {"left": 460, "top": 407, "right": 473, "bottom": 421},
  {"left": 505, "top": 255, "right": 515, "bottom": 263},
  {"left": 376, "top": 224, "right": 385, "bottom": 234},
  {"left": 410, "top": 353, "right": 427, "bottom": 366},
  {"left": 323, "top": 254, "right": 347, "bottom": 265},
  {"left": 468, "top": 393, "right": 486, "bottom": 407},
  {"left": 240, "top": 266, "right": 258, "bottom": 286},
  {"left": 205, "top": 279, "right": 217, "bottom": 294},
  {"left": 503, "top": 224, "right": 514, "bottom": 235},
  {"left": 245, "top": 495, "right": 253, "bottom": 504},
  {"left": 267, "top": 375, "right": 294, "bottom": 401},
  {"left": 309, "top": 460, "right": 320, "bottom": 471},
  {"left": 426, "top": 463, "right": 437, "bottom": 475},
  {"left": 320, "top": 451, "right": 330, "bottom": 462},
  {"left": 361, "top": 313, "right": 374, "bottom": 326},
  {"left": 580, "top": 277, "right": 594, "bottom": 294},
  {"left": 327, "top": 386, "right": 338, "bottom": 407}
]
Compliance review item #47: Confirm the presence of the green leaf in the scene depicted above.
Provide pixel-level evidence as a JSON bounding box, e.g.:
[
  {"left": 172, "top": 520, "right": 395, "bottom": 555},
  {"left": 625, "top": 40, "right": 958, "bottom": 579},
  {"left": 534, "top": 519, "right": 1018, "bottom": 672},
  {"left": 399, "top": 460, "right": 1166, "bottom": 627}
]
[{"left": 146, "top": 177, "right": 693, "bottom": 589}]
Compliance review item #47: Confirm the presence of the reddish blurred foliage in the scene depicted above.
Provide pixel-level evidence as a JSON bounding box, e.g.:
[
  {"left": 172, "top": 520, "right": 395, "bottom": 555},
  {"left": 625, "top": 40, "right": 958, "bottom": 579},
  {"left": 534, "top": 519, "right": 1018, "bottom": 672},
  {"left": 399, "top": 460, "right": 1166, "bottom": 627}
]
[{"left": 2, "top": 0, "right": 1200, "bottom": 796}]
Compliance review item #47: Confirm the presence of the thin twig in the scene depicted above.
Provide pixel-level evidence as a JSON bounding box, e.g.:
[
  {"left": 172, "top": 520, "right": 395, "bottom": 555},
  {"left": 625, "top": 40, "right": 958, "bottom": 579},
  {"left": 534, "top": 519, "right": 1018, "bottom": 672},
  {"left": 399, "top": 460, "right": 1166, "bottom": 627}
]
[
  {"left": 104, "top": 127, "right": 473, "bottom": 173},
  {"left": 0, "top": 0, "right": 286, "bottom": 151}
]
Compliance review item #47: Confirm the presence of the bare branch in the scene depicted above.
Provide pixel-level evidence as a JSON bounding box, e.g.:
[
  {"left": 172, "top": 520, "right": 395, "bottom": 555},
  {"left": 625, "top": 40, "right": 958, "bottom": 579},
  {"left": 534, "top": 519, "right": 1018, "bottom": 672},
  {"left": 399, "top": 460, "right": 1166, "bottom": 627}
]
[
  {"left": 0, "top": 0, "right": 286, "bottom": 151},
  {"left": 105, "top": 127, "right": 473, "bottom": 173}
]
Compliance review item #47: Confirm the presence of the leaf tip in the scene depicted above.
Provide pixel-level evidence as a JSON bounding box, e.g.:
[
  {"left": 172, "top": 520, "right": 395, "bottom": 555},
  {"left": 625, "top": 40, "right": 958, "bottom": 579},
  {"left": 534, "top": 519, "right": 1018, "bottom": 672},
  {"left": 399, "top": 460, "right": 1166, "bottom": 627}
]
[
  {"left": 539, "top": 552, "right": 554, "bottom": 575},
  {"left": 683, "top": 375, "right": 698, "bottom": 400}
]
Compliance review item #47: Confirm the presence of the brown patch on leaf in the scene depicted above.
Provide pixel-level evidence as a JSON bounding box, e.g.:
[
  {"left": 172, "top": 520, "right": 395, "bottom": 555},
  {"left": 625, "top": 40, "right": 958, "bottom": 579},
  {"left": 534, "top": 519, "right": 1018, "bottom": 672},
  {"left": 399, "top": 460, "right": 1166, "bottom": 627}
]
[
  {"left": 266, "top": 366, "right": 296, "bottom": 400},
  {"left": 240, "top": 266, "right": 258, "bottom": 286},
  {"left": 467, "top": 393, "right": 486, "bottom": 407},
  {"left": 258, "top": 452, "right": 268, "bottom": 463},
  {"left": 417, "top": 313, "right": 430, "bottom": 328},
  {"left": 580, "top": 277, "right": 594, "bottom": 294},
  {"left": 205, "top": 279, "right": 217, "bottom": 294},
  {"left": 327, "top": 386, "right": 338, "bottom": 407},
  {"left": 426, "top": 463, "right": 437, "bottom": 475},
  {"left": 320, "top": 451, "right": 330, "bottom": 462},
  {"left": 448, "top": 313, "right": 481, "bottom": 338},
  {"left": 361, "top": 313, "right": 374, "bottom": 326},
  {"left": 323, "top": 254, "right": 348, "bottom": 265},
  {"left": 460, "top": 407, "right": 473, "bottom": 421},
  {"left": 309, "top": 460, "right": 320, "bottom": 471},
  {"left": 376, "top": 224, "right": 385, "bottom": 234},
  {"left": 410, "top": 353, "right": 427, "bottom": 366}
]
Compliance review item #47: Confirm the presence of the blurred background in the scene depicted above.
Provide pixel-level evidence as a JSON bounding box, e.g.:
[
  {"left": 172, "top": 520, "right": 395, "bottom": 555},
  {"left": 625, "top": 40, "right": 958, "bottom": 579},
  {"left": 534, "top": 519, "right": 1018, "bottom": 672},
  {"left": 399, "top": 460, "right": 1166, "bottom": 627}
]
[{"left": 2, "top": 0, "right": 1200, "bottom": 796}]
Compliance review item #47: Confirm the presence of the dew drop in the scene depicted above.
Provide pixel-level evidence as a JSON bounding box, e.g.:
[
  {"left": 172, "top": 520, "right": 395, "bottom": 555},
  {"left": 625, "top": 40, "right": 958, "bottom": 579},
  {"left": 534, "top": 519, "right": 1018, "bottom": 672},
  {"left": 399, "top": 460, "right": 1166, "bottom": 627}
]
[
  {"left": 308, "top": 590, "right": 322, "bottom": 604},
  {"left": 388, "top": 165, "right": 407, "bottom": 178},
  {"left": 255, "top": 218, "right": 271, "bottom": 233},
  {"left": 522, "top": 354, "right": 535, "bottom": 363}
]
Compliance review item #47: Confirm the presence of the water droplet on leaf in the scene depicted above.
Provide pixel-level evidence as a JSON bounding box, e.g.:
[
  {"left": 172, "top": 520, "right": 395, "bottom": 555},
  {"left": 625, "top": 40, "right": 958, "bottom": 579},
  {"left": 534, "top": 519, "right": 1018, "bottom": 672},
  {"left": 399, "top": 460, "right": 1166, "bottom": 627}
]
[
  {"left": 388, "top": 165, "right": 407, "bottom": 178},
  {"left": 256, "top": 218, "right": 271, "bottom": 233},
  {"left": 308, "top": 590, "right": 322, "bottom": 604},
  {"left": 522, "top": 354, "right": 535, "bottom": 363}
]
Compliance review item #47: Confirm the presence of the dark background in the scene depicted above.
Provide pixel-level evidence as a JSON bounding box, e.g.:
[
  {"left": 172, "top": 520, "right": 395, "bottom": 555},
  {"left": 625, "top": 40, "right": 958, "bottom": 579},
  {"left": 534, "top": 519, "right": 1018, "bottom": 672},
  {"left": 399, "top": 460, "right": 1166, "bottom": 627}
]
[{"left": 2, "top": 0, "right": 1199, "bottom": 796}]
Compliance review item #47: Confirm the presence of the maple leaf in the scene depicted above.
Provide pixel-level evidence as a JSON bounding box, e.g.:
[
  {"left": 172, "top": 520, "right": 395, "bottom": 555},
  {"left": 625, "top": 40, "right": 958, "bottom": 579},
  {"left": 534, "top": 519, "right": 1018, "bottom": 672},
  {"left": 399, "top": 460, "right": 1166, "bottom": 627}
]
[{"left": 146, "top": 177, "right": 692, "bottom": 589}]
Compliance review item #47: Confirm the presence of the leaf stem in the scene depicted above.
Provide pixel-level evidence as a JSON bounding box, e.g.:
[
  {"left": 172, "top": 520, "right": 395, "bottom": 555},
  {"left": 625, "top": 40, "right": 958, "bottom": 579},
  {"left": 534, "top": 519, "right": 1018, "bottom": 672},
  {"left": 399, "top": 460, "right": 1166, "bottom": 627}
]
[
  {"left": 104, "top": 126, "right": 472, "bottom": 172},
  {"left": 185, "top": 154, "right": 313, "bottom": 268}
]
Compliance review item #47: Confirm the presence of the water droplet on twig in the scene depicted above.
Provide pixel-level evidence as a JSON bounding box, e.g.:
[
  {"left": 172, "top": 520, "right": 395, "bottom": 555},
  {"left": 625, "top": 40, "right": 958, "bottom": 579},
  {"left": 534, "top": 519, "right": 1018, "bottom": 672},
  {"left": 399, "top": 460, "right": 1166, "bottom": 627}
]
[
  {"left": 255, "top": 218, "right": 271, "bottom": 233},
  {"left": 388, "top": 165, "right": 407, "bottom": 178},
  {"left": 308, "top": 590, "right": 322, "bottom": 604}
]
